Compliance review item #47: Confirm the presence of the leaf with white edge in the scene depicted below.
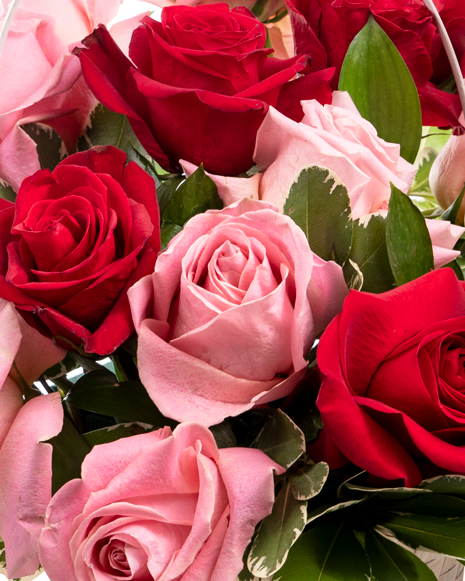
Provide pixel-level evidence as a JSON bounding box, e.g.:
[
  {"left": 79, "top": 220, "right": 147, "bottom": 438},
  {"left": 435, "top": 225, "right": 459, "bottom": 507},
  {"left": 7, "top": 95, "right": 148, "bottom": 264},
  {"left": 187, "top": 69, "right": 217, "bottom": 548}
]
[
  {"left": 251, "top": 409, "right": 305, "bottom": 469},
  {"left": 375, "top": 515, "right": 465, "bottom": 559},
  {"left": 419, "top": 474, "right": 465, "bottom": 496},
  {"left": 291, "top": 461, "right": 329, "bottom": 501},
  {"left": 78, "top": 105, "right": 141, "bottom": 152},
  {"left": 283, "top": 165, "right": 352, "bottom": 265},
  {"left": 410, "top": 148, "right": 437, "bottom": 194},
  {"left": 343, "top": 214, "right": 395, "bottom": 293},
  {"left": 339, "top": 15, "right": 422, "bottom": 164},
  {"left": 274, "top": 519, "right": 370, "bottom": 581},
  {"left": 83, "top": 422, "right": 154, "bottom": 447},
  {"left": 340, "top": 474, "right": 430, "bottom": 501},
  {"left": 386, "top": 186, "right": 434, "bottom": 286},
  {"left": 380, "top": 493, "right": 465, "bottom": 517},
  {"left": 0, "top": 182, "right": 16, "bottom": 201},
  {"left": 365, "top": 528, "right": 437, "bottom": 581},
  {"left": 21, "top": 122, "right": 63, "bottom": 171},
  {"left": 248, "top": 480, "right": 307, "bottom": 577},
  {"left": 306, "top": 499, "right": 367, "bottom": 525},
  {"left": 0, "top": 537, "right": 5, "bottom": 568}
]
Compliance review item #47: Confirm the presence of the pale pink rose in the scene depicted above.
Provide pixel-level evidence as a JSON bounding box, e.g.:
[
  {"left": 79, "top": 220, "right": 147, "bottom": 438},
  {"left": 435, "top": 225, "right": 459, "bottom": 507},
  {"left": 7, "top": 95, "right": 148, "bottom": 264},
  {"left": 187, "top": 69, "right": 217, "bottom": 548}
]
[
  {"left": 129, "top": 198, "right": 348, "bottom": 426},
  {"left": 39, "top": 422, "right": 283, "bottom": 581},
  {"left": 181, "top": 91, "right": 463, "bottom": 269},
  {"left": 0, "top": 298, "right": 64, "bottom": 578},
  {"left": 0, "top": 0, "right": 121, "bottom": 190}
]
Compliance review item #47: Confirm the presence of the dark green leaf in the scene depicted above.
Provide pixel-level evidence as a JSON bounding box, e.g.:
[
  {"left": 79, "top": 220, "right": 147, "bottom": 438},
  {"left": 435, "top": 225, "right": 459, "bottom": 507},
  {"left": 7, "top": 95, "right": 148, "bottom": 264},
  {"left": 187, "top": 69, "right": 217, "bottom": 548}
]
[
  {"left": 125, "top": 143, "right": 162, "bottom": 190},
  {"left": 410, "top": 148, "right": 437, "bottom": 195},
  {"left": 83, "top": 422, "right": 153, "bottom": 447},
  {"left": 248, "top": 480, "right": 307, "bottom": 577},
  {"left": 443, "top": 261, "right": 464, "bottom": 280},
  {"left": 307, "top": 499, "right": 367, "bottom": 525},
  {"left": 162, "top": 165, "right": 222, "bottom": 226},
  {"left": 157, "top": 175, "right": 185, "bottom": 216},
  {"left": 0, "top": 537, "right": 5, "bottom": 568},
  {"left": 48, "top": 414, "right": 91, "bottom": 494},
  {"left": 251, "top": 409, "right": 305, "bottom": 469},
  {"left": 291, "top": 461, "right": 329, "bottom": 501},
  {"left": 365, "top": 528, "right": 437, "bottom": 581},
  {"left": 339, "top": 473, "right": 429, "bottom": 502},
  {"left": 386, "top": 186, "right": 434, "bottom": 285},
  {"left": 376, "top": 514, "right": 465, "bottom": 558},
  {"left": 381, "top": 493, "right": 465, "bottom": 517},
  {"left": 78, "top": 105, "right": 140, "bottom": 151},
  {"left": 160, "top": 221, "right": 183, "bottom": 250},
  {"left": 238, "top": 540, "right": 255, "bottom": 581},
  {"left": 21, "top": 122, "right": 63, "bottom": 171},
  {"left": 209, "top": 420, "right": 237, "bottom": 449},
  {"left": 283, "top": 166, "right": 352, "bottom": 265},
  {"left": 339, "top": 15, "right": 422, "bottom": 163},
  {"left": 441, "top": 185, "right": 465, "bottom": 225},
  {"left": 0, "top": 183, "right": 16, "bottom": 202},
  {"left": 419, "top": 474, "right": 465, "bottom": 497},
  {"left": 65, "top": 368, "right": 177, "bottom": 428},
  {"left": 276, "top": 519, "right": 370, "bottom": 581},
  {"left": 343, "top": 214, "right": 395, "bottom": 293}
]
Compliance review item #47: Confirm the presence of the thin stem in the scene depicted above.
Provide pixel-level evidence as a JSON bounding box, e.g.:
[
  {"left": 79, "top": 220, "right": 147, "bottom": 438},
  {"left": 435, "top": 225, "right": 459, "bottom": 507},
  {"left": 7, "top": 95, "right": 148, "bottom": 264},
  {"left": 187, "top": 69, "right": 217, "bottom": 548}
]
[
  {"left": 0, "top": 0, "right": 21, "bottom": 63},
  {"left": 423, "top": 0, "right": 465, "bottom": 121}
]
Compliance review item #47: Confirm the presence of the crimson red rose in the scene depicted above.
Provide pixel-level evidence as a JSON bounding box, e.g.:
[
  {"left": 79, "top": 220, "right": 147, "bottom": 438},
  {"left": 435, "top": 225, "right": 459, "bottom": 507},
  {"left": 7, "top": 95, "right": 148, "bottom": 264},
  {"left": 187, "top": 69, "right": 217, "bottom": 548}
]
[
  {"left": 288, "top": 0, "right": 465, "bottom": 128},
  {"left": 0, "top": 146, "right": 160, "bottom": 355},
  {"left": 76, "top": 3, "right": 333, "bottom": 176},
  {"left": 316, "top": 268, "right": 465, "bottom": 486}
]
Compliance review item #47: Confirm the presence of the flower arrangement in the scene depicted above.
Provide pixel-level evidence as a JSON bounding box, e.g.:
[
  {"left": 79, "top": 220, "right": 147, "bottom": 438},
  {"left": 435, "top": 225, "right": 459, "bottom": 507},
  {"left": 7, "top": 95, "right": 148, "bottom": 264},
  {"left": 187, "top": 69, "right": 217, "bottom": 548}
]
[{"left": 1, "top": 1, "right": 465, "bottom": 580}]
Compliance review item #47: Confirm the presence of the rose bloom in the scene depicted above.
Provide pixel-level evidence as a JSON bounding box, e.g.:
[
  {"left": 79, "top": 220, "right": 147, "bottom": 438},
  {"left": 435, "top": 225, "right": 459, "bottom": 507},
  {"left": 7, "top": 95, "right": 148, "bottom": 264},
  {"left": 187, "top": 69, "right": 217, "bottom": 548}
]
[
  {"left": 0, "top": 146, "right": 160, "bottom": 355},
  {"left": 0, "top": 298, "right": 64, "bottom": 579},
  {"left": 129, "top": 198, "right": 347, "bottom": 426},
  {"left": 142, "top": 0, "right": 286, "bottom": 21},
  {"left": 181, "top": 91, "right": 464, "bottom": 269},
  {"left": 0, "top": 0, "right": 122, "bottom": 190},
  {"left": 287, "top": 0, "right": 465, "bottom": 128},
  {"left": 316, "top": 268, "right": 465, "bottom": 486},
  {"left": 76, "top": 3, "right": 334, "bottom": 176},
  {"left": 39, "top": 422, "right": 283, "bottom": 581}
]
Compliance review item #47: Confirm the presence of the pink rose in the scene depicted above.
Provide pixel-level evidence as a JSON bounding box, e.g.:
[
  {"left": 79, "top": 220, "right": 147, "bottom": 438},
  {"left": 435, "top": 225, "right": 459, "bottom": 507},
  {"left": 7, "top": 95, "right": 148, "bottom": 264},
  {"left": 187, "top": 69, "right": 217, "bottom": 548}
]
[
  {"left": 0, "top": 0, "right": 121, "bottom": 190},
  {"left": 0, "top": 298, "right": 64, "bottom": 578},
  {"left": 129, "top": 198, "right": 348, "bottom": 426},
  {"left": 39, "top": 422, "right": 283, "bottom": 581},
  {"left": 181, "top": 91, "right": 464, "bottom": 269}
]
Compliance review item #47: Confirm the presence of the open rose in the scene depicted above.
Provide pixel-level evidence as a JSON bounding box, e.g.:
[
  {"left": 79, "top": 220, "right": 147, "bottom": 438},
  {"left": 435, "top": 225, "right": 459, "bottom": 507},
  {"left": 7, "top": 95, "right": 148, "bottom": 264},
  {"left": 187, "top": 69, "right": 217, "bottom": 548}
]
[
  {"left": 142, "top": 0, "right": 286, "bottom": 21},
  {"left": 0, "top": 298, "right": 64, "bottom": 579},
  {"left": 181, "top": 91, "right": 464, "bottom": 269},
  {"left": 287, "top": 0, "right": 465, "bottom": 128},
  {"left": 316, "top": 268, "right": 465, "bottom": 486},
  {"left": 0, "top": 146, "right": 160, "bottom": 355},
  {"left": 0, "top": 1, "right": 122, "bottom": 190},
  {"left": 129, "top": 198, "right": 348, "bottom": 426},
  {"left": 39, "top": 422, "right": 283, "bottom": 581},
  {"left": 76, "top": 3, "right": 334, "bottom": 176}
]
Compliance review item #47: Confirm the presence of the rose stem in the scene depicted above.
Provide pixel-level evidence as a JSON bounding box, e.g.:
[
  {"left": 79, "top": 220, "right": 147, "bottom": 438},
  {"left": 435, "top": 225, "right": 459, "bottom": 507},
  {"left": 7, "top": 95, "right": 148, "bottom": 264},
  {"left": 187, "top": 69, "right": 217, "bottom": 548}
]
[{"left": 423, "top": 0, "right": 465, "bottom": 122}]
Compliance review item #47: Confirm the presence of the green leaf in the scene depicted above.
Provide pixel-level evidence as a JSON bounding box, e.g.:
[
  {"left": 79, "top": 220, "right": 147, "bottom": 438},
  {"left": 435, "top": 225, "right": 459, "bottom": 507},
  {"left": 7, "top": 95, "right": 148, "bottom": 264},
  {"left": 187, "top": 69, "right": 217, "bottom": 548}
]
[
  {"left": 339, "top": 15, "right": 422, "bottom": 163},
  {"left": 157, "top": 175, "right": 185, "bottom": 216},
  {"left": 248, "top": 480, "right": 307, "bottom": 577},
  {"left": 381, "top": 493, "right": 465, "bottom": 517},
  {"left": 306, "top": 499, "right": 367, "bottom": 525},
  {"left": 291, "top": 461, "right": 329, "bottom": 501},
  {"left": 441, "top": 185, "right": 465, "bottom": 225},
  {"left": 83, "top": 422, "right": 153, "bottom": 447},
  {"left": 162, "top": 165, "right": 222, "bottom": 227},
  {"left": 209, "top": 419, "right": 237, "bottom": 449},
  {"left": 376, "top": 514, "right": 465, "bottom": 559},
  {"left": 78, "top": 105, "right": 140, "bottom": 151},
  {"left": 125, "top": 143, "right": 162, "bottom": 190},
  {"left": 343, "top": 214, "right": 395, "bottom": 293},
  {"left": 65, "top": 368, "right": 177, "bottom": 428},
  {"left": 251, "top": 409, "right": 305, "bottom": 469},
  {"left": 419, "top": 474, "right": 465, "bottom": 497},
  {"left": 410, "top": 148, "right": 437, "bottom": 195},
  {"left": 21, "top": 122, "right": 63, "bottom": 171},
  {"left": 42, "top": 353, "right": 79, "bottom": 381},
  {"left": 442, "top": 260, "right": 464, "bottom": 280},
  {"left": 0, "top": 182, "right": 16, "bottom": 202},
  {"left": 275, "top": 519, "right": 370, "bottom": 581},
  {"left": 283, "top": 166, "right": 352, "bottom": 265},
  {"left": 0, "top": 537, "right": 5, "bottom": 568},
  {"left": 365, "top": 528, "right": 437, "bottom": 581},
  {"left": 48, "top": 414, "right": 91, "bottom": 494},
  {"left": 160, "top": 221, "right": 183, "bottom": 250},
  {"left": 339, "top": 473, "right": 430, "bottom": 502},
  {"left": 386, "top": 186, "right": 434, "bottom": 285}
]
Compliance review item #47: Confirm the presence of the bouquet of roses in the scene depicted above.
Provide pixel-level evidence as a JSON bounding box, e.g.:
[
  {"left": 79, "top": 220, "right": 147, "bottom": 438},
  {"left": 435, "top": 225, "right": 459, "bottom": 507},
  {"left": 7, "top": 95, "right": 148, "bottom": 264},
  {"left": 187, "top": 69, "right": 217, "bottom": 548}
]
[{"left": 2, "top": 0, "right": 465, "bottom": 579}]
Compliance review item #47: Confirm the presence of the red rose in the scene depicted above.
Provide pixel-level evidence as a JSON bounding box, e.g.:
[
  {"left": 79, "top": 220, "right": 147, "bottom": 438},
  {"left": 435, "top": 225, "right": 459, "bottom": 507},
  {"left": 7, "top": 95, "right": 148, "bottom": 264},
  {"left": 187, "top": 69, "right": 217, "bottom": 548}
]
[
  {"left": 76, "top": 3, "right": 333, "bottom": 176},
  {"left": 316, "top": 268, "right": 465, "bottom": 486},
  {"left": 288, "top": 0, "right": 465, "bottom": 128},
  {"left": 0, "top": 146, "right": 160, "bottom": 355}
]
